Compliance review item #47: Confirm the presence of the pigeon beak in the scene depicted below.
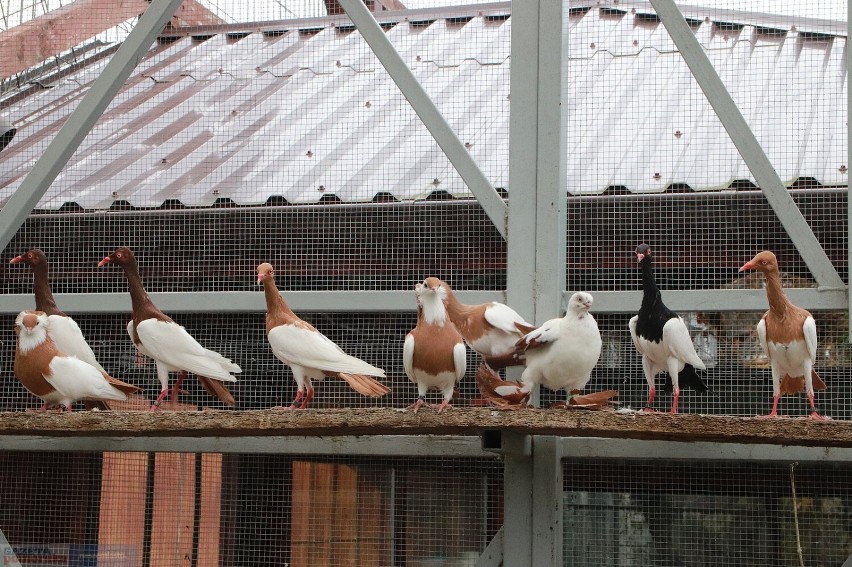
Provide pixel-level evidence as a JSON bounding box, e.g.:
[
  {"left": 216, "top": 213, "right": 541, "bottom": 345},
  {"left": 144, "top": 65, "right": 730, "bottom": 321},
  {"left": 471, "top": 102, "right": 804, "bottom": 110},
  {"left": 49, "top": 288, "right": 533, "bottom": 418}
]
[
  {"left": 738, "top": 261, "right": 754, "bottom": 273},
  {"left": 636, "top": 253, "right": 645, "bottom": 263},
  {"left": 97, "top": 257, "right": 111, "bottom": 267},
  {"left": 9, "top": 255, "right": 22, "bottom": 264},
  {"left": 257, "top": 273, "right": 265, "bottom": 284}
]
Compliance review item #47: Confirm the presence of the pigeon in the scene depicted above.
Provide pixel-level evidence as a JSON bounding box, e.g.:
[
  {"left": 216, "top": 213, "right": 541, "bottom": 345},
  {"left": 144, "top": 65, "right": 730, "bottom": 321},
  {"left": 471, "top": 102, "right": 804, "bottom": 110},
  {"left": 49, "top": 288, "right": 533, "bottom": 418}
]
[
  {"left": 257, "top": 262, "right": 390, "bottom": 409},
  {"left": 14, "top": 311, "right": 141, "bottom": 411},
  {"left": 739, "top": 251, "right": 828, "bottom": 419},
  {"left": 402, "top": 278, "right": 467, "bottom": 412},
  {"left": 11, "top": 248, "right": 131, "bottom": 410},
  {"left": 629, "top": 244, "right": 708, "bottom": 414},
  {"left": 99, "top": 247, "right": 240, "bottom": 409},
  {"left": 11, "top": 248, "right": 108, "bottom": 373},
  {"left": 436, "top": 277, "right": 533, "bottom": 362},
  {"left": 495, "top": 291, "right": 604, "bottom": 407}
]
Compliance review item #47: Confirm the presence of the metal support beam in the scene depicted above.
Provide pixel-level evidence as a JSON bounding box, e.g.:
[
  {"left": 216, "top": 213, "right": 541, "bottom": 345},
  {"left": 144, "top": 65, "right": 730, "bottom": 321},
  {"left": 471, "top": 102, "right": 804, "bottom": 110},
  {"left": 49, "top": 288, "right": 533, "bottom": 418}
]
[
  {"left": 0, "top": 0, "right": 185, "bottom": 254},
  {"left": 650, "top": 0, "right": 845, "bottom": 290},
  {"left": 507, "top": 0, "right": 567, "bottom": 409},
  {"left": 532, "top": 436, "right": 563, "bottom": 566},
  {"left": 0, "top": 290, "right": 503, "bottom": 314},
  {"left": 499, "top": 432, "right": 533, "bottom": 567},
  {"left": 474, "top": 526, "right": 503, "bottom": 567},
  {"left": 587, "top": 288, "right": 848, "bottom": 314},
  {"left": 0, "top": 287, "right": 844, "bottom": 315},
  {"left": 0, "top": 434, "right": 493, "bottom": 456},
  {"left": 336, "top": 0, "right": 508, "bottom": 238},
  {"left": 848, "top": 0, "right": 851, "bottom": 340},
  {"left": 557, "top": 437, "right": 852, "bottom": 463}
]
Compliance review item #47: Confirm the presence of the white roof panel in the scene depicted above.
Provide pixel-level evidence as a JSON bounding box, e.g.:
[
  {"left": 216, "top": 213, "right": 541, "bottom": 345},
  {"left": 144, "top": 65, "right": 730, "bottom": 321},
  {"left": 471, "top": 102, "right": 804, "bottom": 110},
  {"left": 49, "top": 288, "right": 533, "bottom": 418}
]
[{"left": 0, "top": 1, "right": 846, "bottom": 209}]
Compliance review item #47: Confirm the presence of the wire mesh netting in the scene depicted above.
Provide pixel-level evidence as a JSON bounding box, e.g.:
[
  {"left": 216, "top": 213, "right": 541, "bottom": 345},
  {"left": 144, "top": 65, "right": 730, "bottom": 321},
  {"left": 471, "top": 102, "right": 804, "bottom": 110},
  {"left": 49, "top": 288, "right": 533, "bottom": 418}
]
[
  {"left": 563, "top": 458, "right": 852, "bottom": 566},
  {"left": 0, "top": 451, "right": 502, "bottom": 566},
  {"left": 0, "top": 0, "right": 851, "bottom": 564}
]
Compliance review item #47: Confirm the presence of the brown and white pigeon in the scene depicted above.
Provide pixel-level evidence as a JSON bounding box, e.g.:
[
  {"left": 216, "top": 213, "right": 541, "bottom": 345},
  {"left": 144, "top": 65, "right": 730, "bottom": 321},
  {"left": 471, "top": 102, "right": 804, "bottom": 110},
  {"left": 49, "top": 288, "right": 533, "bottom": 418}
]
[
  {"left": 11, "top": 249, "right": 108, "bottom": 373},
  {"left": 739, "top": 251, "right": 828, "bottom": 419},
  {"left": 436, "top": 277, "right": 533, "bottom": 362},
  {"left": 402, "top": 278, "right": 467, "bottom": 412},
  {"left": 14, "top": 311, "right": 141, "bottom": 411},
  {"left": 99, "top": 247, "right": 240, "bottom": 409},
  {"left": 629, "top": 244, "right": 708, "bottom": 414},
  {"left": 257, "top": 262, "right": 390, "bottom": 409}
]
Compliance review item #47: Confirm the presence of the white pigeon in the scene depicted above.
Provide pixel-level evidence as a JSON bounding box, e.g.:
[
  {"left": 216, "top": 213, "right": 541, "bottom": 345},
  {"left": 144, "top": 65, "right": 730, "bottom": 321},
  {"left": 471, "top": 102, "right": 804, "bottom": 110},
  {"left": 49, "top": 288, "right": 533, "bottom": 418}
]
[
  {"left": 99, "top": 247, "right": 240, "bottom": 408},
  {"left": 258, "top": 263, "right": 390, "bottom": 409},
  {"left": 515, "top": 292, "right": 602, "bottom": 404},
  {"left": 402, "top": 278, "right": 467, "bottom": 412},
  {"left": 14, "top": 311, "right": 140, "bottom": 411}
]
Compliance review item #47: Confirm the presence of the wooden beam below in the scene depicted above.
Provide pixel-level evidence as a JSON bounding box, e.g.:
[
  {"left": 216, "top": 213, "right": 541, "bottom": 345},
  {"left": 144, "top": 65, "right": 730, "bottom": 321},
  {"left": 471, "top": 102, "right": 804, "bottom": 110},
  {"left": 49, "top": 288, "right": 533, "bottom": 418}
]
[{"left": 0, "top": 409, "right": 850, "bottom": 448}]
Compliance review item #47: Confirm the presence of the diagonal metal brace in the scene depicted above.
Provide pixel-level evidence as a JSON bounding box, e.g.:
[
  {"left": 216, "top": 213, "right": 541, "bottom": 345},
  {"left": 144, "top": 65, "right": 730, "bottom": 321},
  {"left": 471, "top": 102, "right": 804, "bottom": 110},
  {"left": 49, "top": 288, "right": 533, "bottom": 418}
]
[
  {"left": 337, "top": 0, "right": 508, "bottom": 239},
  {"left": 650, "top": 0, "right": 845, "bottom": 290},
  {"left": 0, "top": 0, "right": 186, "bottom": 255}
]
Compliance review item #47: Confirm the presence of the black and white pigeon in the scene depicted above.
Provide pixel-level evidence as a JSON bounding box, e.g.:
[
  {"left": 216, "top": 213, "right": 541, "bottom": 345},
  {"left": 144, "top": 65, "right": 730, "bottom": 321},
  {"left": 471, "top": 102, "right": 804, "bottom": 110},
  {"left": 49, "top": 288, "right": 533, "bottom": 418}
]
[{"left": 628, "top": 243, "right": 708, "bottom": 413}]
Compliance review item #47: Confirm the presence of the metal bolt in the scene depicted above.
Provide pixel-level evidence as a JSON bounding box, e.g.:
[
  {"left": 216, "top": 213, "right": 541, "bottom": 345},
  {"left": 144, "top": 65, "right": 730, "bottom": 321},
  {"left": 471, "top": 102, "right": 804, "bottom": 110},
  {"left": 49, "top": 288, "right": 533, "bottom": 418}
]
[
  {"left": 161, "top": 158, "right": 168, "bottom": 164},
  {"left": 365, "top": 101, "right": 372, "bottom": 108},
  {"left": 464, "top": 142, "right": 473, "bottom": 149},
  {"left": 432, "top": 178, "right": 441, "bottom": 185},
  {"left": 590, "top": 42, "right": 596, "bottom": 49},
  {"left": 840, "top": 165, "right": 847, "bottom": 173},
  {"left": 674, "top": 130, "right": 683, "bottom": 138},
  {"left": 306, "top": 150, "right": 314, "bottom": 157},
  {"left": 212, "top": 189, "right": 220, "bottom": 195},
  {"left": 653, "top": 172, "right": 662, "bottom": 180},
  {"left": 318, "top": 185, "right": 326, "bottom": 192},
  {"left": 633, "top": 39, "right": 638, "bottom": 47}
]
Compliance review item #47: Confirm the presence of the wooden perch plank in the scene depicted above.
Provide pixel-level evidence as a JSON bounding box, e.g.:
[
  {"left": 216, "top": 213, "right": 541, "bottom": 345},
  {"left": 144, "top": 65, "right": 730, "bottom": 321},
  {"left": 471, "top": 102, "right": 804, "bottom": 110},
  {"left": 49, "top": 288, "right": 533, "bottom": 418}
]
[{"left": 0, "top": 409, "right": 851, "bottom": 447}]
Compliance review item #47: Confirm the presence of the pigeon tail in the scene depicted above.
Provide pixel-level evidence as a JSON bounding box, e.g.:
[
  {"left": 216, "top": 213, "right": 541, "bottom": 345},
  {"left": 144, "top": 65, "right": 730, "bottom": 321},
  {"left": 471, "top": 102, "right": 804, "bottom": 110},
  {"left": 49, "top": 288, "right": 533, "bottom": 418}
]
[
  {"left": 198, "top": 376, "right": 236, "bottom": 406},
  {"left": 482, "top": 350, "right": 525, "bottom": 370},
  {"left": 475, "top": 363, "right": 529, "bottom": 408},
  {"left": 101, "top": 373, "right": 142, "bottom": 396},
  {"left": 338, "top": 373, "right": 391, "bottom": 397},
  {"left": 780, "top": 370, "right": 827, "bottom": 396},
  {"left": 663, "top": 364, "right": 709, "bottom": 394}
]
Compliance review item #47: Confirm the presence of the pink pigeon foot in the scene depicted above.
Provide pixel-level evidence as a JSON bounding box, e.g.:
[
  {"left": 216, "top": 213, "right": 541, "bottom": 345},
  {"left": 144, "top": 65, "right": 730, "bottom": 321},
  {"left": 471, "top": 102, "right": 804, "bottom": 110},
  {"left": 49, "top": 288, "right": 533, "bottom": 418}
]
[
  {"left": 669, "top": 391, "right": 680, "bottom": 414},
  {"left": 434, "top": 400, "right": 453, "bottom": 413},
  {"left": 643, "top": 388, "right": 657, "bottom": 412},
  {"left": 757, "top": 395, "right": 781, "bottom": 419},
  {"left": 807, "top": 393, "right": 828, "bottom": 420},
  {"left": 407, "top": 397, "right": 426, "bottom": 413},
  {"left": 273, "top": 390, "right": 305, "bottom": 410}
]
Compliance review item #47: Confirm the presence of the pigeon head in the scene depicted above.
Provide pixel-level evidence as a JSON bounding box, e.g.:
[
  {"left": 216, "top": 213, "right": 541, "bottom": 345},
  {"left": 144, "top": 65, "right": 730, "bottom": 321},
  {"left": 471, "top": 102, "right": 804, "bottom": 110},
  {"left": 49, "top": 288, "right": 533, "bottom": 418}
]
[
  {"left": 567, "top": 291, "right": 593, "bottom": 313},
  {"left": 420, "top": 277, "right": 448, "bottom": 302},
  {"left": 98, "top": 247, "right": 136, "bottom": 268},
  {"left": 257, "top": 262, "right": 275, "bottom": 284},
  {"left": 15, "top": 310, "right": 49, "bottom": 351},
  {"left": 739, "top": 251, "right": 778, "bottom": 274},
  {"left": 635, "top": 243, "right": 652, "bottom": 264},
  {"left": 10, "top": 248, "right": 47, "bottom": 266}
]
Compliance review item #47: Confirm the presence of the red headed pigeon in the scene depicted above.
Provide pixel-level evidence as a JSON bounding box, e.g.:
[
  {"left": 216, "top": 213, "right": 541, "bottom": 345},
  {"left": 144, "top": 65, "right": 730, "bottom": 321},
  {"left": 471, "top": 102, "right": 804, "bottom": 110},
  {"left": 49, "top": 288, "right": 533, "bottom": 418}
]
[
  {"left": 11, "top": 249, "right": 108, "bottom": 373},
  {"left": 99, "top": 247, "right": 240, "bottom": 409},
  {"left": 402, "top": 278, "right": 467, "bottom": 412},
  {"left": 14, "top": 311, "right": 141, "bottom": 411},
  {"left": 257, "top": 262, "right": 390, "bottom": 409},
  {"left": 739, "top": 251, "right": 828, "bottom": 419},
  {"left": 629, "top": 244, "right": 708, "bottom": 414}
]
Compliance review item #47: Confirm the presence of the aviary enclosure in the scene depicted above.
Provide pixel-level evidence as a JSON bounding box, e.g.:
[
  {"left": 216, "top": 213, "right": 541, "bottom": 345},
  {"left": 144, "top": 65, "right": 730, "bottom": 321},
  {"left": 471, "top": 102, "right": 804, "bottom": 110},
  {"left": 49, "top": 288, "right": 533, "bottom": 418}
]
[{"left": 0, "top": 0, "right": 850, "bottom": 565}]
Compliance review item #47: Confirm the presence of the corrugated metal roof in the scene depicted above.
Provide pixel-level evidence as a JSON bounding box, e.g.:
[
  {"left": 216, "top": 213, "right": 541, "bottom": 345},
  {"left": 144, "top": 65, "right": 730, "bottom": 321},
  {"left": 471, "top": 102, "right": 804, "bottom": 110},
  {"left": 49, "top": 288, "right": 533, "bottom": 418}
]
[{"left": 0, "top": 1, "right": 846, "bottom": 209}]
